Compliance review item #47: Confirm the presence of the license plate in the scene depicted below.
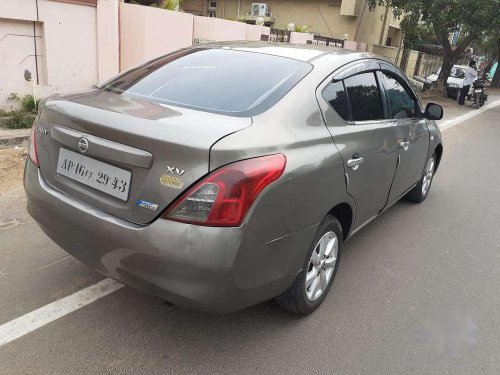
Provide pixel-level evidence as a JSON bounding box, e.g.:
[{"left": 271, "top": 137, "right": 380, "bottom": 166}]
[
  {"left": 475, "top": 89, "right": 482, "bottom": 93},
  {"left": 57, "top": 148, "right": 131, "bottom": 201}
]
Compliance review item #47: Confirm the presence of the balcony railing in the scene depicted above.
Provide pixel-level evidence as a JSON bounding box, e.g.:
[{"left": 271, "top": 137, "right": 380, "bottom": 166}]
[{"left": 237, "top": 14, "right": 276, "bottom": 25}]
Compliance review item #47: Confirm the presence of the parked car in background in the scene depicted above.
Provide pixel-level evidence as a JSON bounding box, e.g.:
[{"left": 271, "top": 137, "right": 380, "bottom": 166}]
[
  {"left": 25, "top": 42, "right": 444, "bottom": 315},
  {"left": 426, "top": 65, "right": 468, "bottom": 99}
]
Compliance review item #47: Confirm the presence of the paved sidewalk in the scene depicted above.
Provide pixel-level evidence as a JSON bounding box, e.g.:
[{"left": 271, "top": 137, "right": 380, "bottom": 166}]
[{"left": 422, "top": 89, "right": 500, "bottom": 122}]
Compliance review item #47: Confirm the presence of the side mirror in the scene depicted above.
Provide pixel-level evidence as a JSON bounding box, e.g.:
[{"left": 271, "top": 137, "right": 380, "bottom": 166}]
[{"left": 424, "top": 103, "right": 443, "bottom": 120}]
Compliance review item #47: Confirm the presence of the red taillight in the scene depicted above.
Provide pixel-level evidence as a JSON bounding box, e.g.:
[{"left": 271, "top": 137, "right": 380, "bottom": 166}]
[
  {"left": 164, "top": 154, "right": 287, "bottom": 227},
  {"left": 29, "top": 123, "right": 39, "bottom": 167}
]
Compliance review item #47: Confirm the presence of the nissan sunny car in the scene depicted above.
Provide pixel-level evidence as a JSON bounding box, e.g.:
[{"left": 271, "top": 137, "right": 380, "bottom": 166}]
[{"left": 24, "top": 42, "right": 443, "bottom": 315}]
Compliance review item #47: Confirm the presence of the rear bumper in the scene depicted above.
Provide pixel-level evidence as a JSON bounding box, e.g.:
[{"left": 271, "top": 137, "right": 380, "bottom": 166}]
[{"left": 24, "top": 160, "right": 315, "bottom": 313}]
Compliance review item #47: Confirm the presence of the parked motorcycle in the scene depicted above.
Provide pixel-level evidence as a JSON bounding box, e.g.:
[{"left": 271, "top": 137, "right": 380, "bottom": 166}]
[{"left": 467, "top": 79, "right": 488, "bottom": 109}]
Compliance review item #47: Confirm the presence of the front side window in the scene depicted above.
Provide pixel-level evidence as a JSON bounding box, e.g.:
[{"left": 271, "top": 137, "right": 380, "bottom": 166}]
[
  {"left": 323, "top": 81, "right": 350, "bottom": 121},
  {"left": 343, "top": 72, "right": 385, "bottom": 122},
  {"left": 382, "top": 72, "right": 418, "bottom": 119}
]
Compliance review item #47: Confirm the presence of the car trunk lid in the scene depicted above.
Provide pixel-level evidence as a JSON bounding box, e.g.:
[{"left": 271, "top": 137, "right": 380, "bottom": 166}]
[{"left": 35, "top": 90, "right": 251, "bottom": 224}]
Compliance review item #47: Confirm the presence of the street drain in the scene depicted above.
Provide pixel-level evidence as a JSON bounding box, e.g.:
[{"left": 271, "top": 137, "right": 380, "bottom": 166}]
[{"left": 0, "top": 218, "right": 21, "bottom": 230}]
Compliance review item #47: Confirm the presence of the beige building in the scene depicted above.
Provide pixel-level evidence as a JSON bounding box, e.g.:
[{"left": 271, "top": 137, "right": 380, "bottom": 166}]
[
  {"left": 0, "top": 0, "right": 104, "bottom": 106},
  {"left": 182, "top": 0, "right": 402, "bottom": 48}
]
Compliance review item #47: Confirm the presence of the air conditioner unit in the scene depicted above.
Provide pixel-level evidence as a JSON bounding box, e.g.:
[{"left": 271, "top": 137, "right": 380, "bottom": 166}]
[{"left": 251, "top": 3, "right": 269, "bottom": 16}]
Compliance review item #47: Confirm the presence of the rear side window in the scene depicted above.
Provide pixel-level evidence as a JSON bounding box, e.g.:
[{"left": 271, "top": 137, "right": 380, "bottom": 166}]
[
  {"left": 344, "top": 72, "right": 385, "bottom": 122},
  {"left": 382, "top": 72, "right": 418, "bottom": 119},
  {"left": 322, "top": 81, "right": 350, "bottom": 121},
  {"left": 101, "top": 48, "right": 312, "bottom": 117}
]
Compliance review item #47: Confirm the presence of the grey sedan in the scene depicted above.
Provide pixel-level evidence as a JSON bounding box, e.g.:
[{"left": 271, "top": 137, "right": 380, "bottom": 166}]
[{"left": 24, "top": 42, "right": 443, "bottom": 315}]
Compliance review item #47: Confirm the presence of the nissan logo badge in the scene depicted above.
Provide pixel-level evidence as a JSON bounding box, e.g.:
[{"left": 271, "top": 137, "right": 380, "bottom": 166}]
[{"left": 78, "top": 138, "right": 89, "bottom": 153}]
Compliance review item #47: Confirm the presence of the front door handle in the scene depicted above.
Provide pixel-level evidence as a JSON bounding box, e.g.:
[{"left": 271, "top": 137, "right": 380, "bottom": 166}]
[
  {"left": 399, "top": 140, "right": 410, "bottom": 151},
  {"left": 347, "top": 155, "right": 364, "bottom": 170}
]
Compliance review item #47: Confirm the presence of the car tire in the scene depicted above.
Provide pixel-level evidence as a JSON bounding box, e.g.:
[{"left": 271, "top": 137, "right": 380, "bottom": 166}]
[
  {"left": 475, "top": 93, "right": 481, "bottom": 109},
  {"left": 405, "top": 153, "right": 436, "bottom": 203},
  {"left": 276, "top": 215, "right": 343, "bottom": 315}
]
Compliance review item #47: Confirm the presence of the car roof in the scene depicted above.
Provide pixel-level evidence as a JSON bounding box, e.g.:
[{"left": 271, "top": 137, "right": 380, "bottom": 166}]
[{"left": 199, "top": 41, "right": 369, "bottom": 62}]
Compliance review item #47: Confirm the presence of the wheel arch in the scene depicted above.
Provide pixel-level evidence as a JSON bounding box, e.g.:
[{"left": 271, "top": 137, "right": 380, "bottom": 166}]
[
  {"left": 327, "top": 202, "right": 354, "bottom": 241},
  {"left": 434, "top": 143, "right": 443, "bottom": 171}
]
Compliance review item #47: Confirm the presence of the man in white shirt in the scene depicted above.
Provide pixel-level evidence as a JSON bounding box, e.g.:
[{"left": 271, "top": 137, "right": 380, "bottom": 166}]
[{"left": 458, "top": 60, "right": 477, "bottom": 105}]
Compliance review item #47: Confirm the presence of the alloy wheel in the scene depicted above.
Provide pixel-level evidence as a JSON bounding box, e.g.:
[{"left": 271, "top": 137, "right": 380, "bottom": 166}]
[
  {"left": 422, "top": 156, "right": 435, "bottom": 197},
  {"left": 305, "top": 231, "right": 338, "bottom": 301}
]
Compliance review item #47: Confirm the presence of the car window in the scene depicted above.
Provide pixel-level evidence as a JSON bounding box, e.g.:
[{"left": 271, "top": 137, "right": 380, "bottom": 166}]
[
  {"left": 381, "top": 72, "right": 417, "bottom": 119},
  {"left": 322, "top": 81, "right": 350, "bottom": 121},
  {"left": 451, "top": 68, "right": 465, "bottom": 79},
  {"left": 343, "top": 72, "right": 385, "bottom": 122},
  {"left": 101, "top": 48, "right": 313, "bottom": 117}
]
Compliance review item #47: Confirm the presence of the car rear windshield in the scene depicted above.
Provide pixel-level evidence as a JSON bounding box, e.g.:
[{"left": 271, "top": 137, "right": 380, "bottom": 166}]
[{"left": 101, "top": 48, "right": 313, "bottom": 117}]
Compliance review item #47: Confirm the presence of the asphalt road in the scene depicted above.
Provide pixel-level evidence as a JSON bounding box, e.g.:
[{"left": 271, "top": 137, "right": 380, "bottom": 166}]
[{"left": 1, "top": 105, "right": 500, "bottom": 375}]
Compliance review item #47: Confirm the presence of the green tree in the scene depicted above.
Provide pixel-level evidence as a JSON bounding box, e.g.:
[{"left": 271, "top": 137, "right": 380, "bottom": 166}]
[
  {"left": 476, "top": 35, "right": 499, "bottom": 81},
  {"left": 368, "top": 0, "right": 500, "bottom": 92}
]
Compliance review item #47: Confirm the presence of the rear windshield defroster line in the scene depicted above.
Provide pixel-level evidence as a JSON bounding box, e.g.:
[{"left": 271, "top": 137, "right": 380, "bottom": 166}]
[{"left": 101, "top": 48, "right": 313, "bottom": 117}]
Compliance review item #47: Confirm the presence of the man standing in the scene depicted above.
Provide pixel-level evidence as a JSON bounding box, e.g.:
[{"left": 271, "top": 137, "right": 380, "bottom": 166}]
[{"left": 458, "top": 60, "right": 477, "bottom": 105}]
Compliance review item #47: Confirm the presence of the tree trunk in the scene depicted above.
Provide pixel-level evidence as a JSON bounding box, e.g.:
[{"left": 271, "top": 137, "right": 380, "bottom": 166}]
[
  {"left": 432, "top": 24, "right": 477, "bottom": 95},
  {"left": 492, "top": 39, "right": 500, "bottom": 88},
  {"left": 437, "top": 52, "right": 455, "bottom": 92}
]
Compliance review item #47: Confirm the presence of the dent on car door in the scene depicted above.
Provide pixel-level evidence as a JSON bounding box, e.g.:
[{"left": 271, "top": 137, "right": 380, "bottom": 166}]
[
  {"left": 378, "top": 70, "right": 430, "bottom": 204},
  {"left": 318, "top": 70, "right": 398, "bottom": 229}
]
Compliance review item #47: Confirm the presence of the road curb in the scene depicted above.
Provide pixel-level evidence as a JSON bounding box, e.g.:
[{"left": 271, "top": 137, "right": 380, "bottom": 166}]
[
  {"left": 0, "top": 135, "right": 29, "bottom": 149},
  {"left": 0, "top": 128, "right": 31, "bottom": 149}
]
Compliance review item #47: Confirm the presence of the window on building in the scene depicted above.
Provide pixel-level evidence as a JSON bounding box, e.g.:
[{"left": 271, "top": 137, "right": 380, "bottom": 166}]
[{"left": 207, "top": 0, "right": 216, "bottom": 16}]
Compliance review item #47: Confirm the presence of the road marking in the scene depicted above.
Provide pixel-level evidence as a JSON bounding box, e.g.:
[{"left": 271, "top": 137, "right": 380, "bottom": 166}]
[
  {"left": 38, "top": 255, "right": 71, "bottom": 270},
  {"left": 439, "top": 99, "right": 500, "bottom": 132},
  {"left": 0, "top": 278, "right": 123, "bottom": 347}
]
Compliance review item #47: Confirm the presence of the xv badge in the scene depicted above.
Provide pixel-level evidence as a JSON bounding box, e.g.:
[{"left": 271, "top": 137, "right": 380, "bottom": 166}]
[{"left": 166, "top": 166, "right": 186, "bottom": 176}]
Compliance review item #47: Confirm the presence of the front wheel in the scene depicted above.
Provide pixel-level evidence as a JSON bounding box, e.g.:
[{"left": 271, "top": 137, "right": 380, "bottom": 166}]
[
  {"left": 475, "top": 93, "right": 481, "bottom": 109},
  {"left": 276, "top": 215, "right": 343, "bottom": 315},
  {"left": 405, "top": 154, "right": 436, "bottom": 203}
]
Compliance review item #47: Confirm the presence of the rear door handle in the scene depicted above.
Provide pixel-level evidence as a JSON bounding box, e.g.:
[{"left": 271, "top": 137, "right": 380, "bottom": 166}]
[
  {"left": 399, "top": 140, "right": 410, "bottom": 151},
  {"left": 347, "top": 156, "right": 364, "bottom": 170}
]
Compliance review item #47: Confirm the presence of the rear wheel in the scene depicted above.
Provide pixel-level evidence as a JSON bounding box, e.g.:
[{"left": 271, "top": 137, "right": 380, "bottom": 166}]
[
  {"left": 475, "top": 93, "right": 481, "bottom": 109},
  {"left": 276, "top": 215, "right": 342, "bottom": 315},
  {"left": 405, "top": 153, "right": 436, "bottom": 203},
  {"left": 480, "top": 93, "right": 486, "bottom": 107}
]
